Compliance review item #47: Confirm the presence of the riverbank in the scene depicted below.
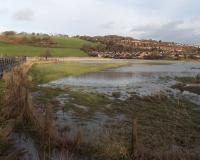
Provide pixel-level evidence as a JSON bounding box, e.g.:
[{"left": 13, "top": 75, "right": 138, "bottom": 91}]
[{"left": 30, "top": 61, "right": 128, "bottom": 83}]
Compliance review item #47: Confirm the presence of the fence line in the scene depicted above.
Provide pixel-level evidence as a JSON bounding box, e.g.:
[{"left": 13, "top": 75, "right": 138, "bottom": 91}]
[{"left": 0, "top": 57, "right": 26, "bottom": 78}]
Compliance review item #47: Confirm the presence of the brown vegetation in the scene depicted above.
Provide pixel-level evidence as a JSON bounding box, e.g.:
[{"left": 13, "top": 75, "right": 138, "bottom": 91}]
[
  {"left": 0, "top": 34, "right": 57, "bottom": 47},
  {"left": 0, "top": 63, "right": 200, "bottom": 159},
  {"left": 80, "top": 35, "right": 200, "bottom": 59}
]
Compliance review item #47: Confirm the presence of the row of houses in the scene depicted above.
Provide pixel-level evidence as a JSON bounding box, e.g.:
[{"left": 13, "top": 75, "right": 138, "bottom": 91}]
[{"left": 91, "top": 50, "right": 200, "bottom": 59}]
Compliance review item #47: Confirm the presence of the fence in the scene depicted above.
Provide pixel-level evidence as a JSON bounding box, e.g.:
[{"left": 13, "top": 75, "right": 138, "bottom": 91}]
[{"left": 0, "top": 57, "right": 26, "bottom": 78}]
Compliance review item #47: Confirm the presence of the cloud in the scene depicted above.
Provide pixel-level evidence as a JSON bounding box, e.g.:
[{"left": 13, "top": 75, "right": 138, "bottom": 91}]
[
  {"left": 0, "top": 0, "right": 200, "bottom": 44},
  {"left": 130, "top": 20, "right": 200, "bottom": 44},
  {"left": 13, "top": 9, "right": 34, "bottom": 21},
  {"left": 0, "top": 26, "right": 9, "bottom": 33},
  {"left": 0, "top": 8, "right": 8, "bottom": 14},
  {"left": 101, "top": 22, "right": 115, "bottom": 29}
]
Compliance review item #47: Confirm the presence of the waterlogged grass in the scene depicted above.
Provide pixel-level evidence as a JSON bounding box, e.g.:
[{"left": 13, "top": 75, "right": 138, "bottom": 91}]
[
  {"left": 141, "top": 60, "right": 174, "bottom": 65},
  {"left": 69, "top": 91, "right": 109, "bottom": 108},
  {"left": 30, "top": 62, "right": 127, "bottom": 83},
  {"left": 33, "top": 86, "right": 200, "bottom": 158},
  {"left": 175, "top": 76, "right": 195, "bottom": 84},
  {"left": 173, "top": 76, "right": 200, "bottom": 95}
]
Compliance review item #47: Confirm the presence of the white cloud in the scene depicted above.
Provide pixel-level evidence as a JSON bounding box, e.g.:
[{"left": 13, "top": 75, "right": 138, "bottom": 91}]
[
  {"left": 0, "top": 26, "right": 9, "bottom": 33},
  {"left": 130, "top": 20, "right": 200, "bottom": 44},
  {"left": 0, "top": 0, "right": 199, "bottom": 44},
  {"left": 13, "top": 9, "right": 34, "bottom": 21}
]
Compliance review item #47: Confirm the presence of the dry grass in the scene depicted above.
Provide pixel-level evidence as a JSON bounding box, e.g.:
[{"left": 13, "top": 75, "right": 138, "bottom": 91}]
[
  {"left": 195, "top": 74, "right": 200, "bottom": 83},
  {"left": 1, "top": 63, "right": 200, "bottom": 160},
  {"left": 1, "top": 64, "right": 86, "bottom": 160},
  {"left": 5, "top": 66, "right": 58, "bottom": 158}
]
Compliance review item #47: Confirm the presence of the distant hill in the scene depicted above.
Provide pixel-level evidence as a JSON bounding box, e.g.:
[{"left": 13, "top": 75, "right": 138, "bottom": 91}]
[
  {"left": 1, "top": 32, "right": 199, "bottom": 59},
  {"left": 79, "top": 35, "right": 200, "bottom": 60},
  {"left": 0, "top": 33, "right": 96, "bottom": 57}
]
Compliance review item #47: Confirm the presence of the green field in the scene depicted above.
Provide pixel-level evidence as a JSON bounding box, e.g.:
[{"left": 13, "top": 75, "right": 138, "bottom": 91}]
[
  {"left": 30, "top": 62, "right": 127, "bottom": 83},
  {"left": 53, "top": 37, "right": 95, "bottom": 48},
  {"left": 0, "top": 37, "right": 95, "bottom": 57}
]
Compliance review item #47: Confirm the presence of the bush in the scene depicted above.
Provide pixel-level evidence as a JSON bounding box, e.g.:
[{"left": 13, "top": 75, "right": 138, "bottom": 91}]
[{"left": 2, "top": 31, "right": 16, "bottom": 36}]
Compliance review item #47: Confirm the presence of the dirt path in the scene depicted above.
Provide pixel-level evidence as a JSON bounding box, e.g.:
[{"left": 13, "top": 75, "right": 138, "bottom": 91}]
[{"left": 27, "top": 57, "right": 112, "bottom": 62}]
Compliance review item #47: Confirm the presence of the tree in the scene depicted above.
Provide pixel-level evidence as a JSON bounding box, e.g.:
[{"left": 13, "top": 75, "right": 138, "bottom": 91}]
[
  {"left": 81, "top": 44, "right": 95, "bottom": 53},
  {"left": 2, "top": 31, "right": 16, "bottom": 36}
]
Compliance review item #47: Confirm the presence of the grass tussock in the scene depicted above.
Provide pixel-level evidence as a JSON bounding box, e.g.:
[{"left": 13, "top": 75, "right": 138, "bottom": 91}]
[
  {"left": 173, "top": 74, "right": 200, "bottom": 95},
  {"left": 34, "top": 87, "right": 200, "bottom": 159},
  {"left": 195, "top": 74, "right": 200, "bottom": 83},
  {"left": 3, "top": 67, "right": 36, "bottom": 124},
  {"left": 6, "top": 67, "right": 56, "bottom": 157},
  {"left": 175, "top": 74, "right": 200, "bottom": 84},
  {"left": 1, "top": 64, "right": 87, "bottom": 159}
]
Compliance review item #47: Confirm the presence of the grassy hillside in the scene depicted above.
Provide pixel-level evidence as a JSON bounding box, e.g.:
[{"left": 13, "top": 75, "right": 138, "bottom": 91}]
[
  {"left": 0, "top": 41, "right": 87, "bottom": 57},
  {"left": 53, "top": 37, "right": 95, "bottom": 48},
  {"left": 0, "top": 36, "right": 95, "bottom": 57}
]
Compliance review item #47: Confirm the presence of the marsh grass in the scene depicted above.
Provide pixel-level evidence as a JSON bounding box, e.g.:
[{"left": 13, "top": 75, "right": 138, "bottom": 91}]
[
  {"left": 33, "top": 84, "right": 200, "bottom": 160},
  {"left": 1, "top": 63, "right": 200, "bottom": 159},
  {"left": 0, "top": 65, "right": 90, "bottom": 160},
  {"left": 0, "top": 66, "right": 54, "bottom": 158},
  {"left": 195, "top": 74, "right": 200, "bottom": 83},
  {"left": 30, "top": 62, "right": 127, "bottom": 83},
  {"left": 173, "top": 74, "right": 200, "bottom": 95},
  {"left": 175, "top": 74, "right": 200, "bottom": 84}
]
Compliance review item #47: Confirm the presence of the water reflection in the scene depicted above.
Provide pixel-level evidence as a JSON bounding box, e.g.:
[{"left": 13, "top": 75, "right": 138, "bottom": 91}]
[{"left": 44, "top": 61, "right": 200, "bottom": 104}]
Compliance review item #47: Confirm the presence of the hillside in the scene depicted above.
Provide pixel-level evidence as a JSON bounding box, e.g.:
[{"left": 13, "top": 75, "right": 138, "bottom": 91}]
[
  {"left": 1, "top": 33, "right": 200, "bottom": 59},
  {"left": 79, "top": 35, "right": 200, "bottom": 59},
  {"left": 0, "top": 33, "right": 95, "bottom": 57}
]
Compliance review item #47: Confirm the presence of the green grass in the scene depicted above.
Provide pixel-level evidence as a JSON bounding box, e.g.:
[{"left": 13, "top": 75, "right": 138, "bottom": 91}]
[
  {"left": 0, "top": 36, "right": 97, "bottom": 57},
  {"left": 142, "top": 60, "right": 174, "bottom": 65},
  {"left": 30, "top": 62, "right": 127, "bottom": 84},
  {"left": 175, "top": 76, "right": 195, "bottom": 84},
  {"left": 53, "top": 37, "right": 96, "bottom": 48},
  {"left": 173, "top": 76, "right": 200, "bottom": 95},
  {"left": 70, "top": 91, "right": 109, "bottom": 108},
  {"left": 0, "top": 41, "right": 87, "bottom": 57}
]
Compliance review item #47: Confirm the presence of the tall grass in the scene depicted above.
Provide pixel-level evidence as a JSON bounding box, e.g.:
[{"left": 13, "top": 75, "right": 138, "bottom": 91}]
[
  {"left": 1, "top": 66, "right": 54, "bottom": 159},
  {"left": 1, "top": 64, "right": 86, "bottom": 159},
  {"left": 1, "top": 63, "right": 199, "bottom": 160},
  {"left": 195, "top": 74, "right": 200, "bottom": 83}
]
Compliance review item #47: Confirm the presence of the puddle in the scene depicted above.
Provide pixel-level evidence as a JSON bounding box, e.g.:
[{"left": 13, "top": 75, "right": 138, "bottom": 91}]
[
  {"left": 73, "top": 104, "right": 88, "bottom": 111},
  {"left": 11, "top": 133, "right": 40, "bottom": 160}
]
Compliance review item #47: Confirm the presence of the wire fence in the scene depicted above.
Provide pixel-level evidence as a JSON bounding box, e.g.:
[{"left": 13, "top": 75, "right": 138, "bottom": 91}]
[{"left": 0, "top": 57, "right": 26, "bottom": 78}]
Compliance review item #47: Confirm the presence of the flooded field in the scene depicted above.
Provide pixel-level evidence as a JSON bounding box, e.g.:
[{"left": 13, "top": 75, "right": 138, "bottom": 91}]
[
  {"left": 34, "top": 61, "right": 198, "bottom": 141},
  {"left": 2, "top": 60, "right": 200, "bottom": 159},
  {"left": 45, "top": 60, "right": 200, "bottom": 104}
]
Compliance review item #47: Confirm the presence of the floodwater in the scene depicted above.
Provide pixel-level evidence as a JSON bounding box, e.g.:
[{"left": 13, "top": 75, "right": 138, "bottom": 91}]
[
  {"left": 45, "top": 60, "right": 200, "bottom": 104},
  {"left": 22, "top": 60, "right": 200, "bottom": 159}
]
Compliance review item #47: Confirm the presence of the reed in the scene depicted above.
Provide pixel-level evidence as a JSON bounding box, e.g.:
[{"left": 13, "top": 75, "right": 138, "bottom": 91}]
[{"left": 195, "top": 73, "right": 200, "bottom": 83}]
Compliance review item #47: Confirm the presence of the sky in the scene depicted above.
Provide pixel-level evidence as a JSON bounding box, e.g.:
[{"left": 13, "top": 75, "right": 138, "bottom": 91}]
[{"left": 0, "top": 0, "right": 200, "bottom": 44}]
